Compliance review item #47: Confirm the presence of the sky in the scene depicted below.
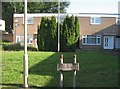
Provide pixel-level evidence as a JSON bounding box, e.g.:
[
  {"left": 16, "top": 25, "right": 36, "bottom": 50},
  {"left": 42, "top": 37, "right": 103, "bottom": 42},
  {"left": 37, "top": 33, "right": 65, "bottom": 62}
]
[{"left": 66, "top": 0, "right": 120, "bottom": 13}]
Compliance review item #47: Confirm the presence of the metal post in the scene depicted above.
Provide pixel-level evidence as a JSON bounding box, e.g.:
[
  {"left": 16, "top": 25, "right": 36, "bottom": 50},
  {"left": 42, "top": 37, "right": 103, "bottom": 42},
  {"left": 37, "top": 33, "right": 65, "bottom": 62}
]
[
  {"left": 60, "top": 55, "right": 63, "bottom": 87},
  {"left": 0, "top": 2, "right": 2, "bottom": 89},
  {"left": 73, "top": 54, "right": 76, "bottom": 88},
  {"left": 23, "top": 0, "right": 28, "bottom": 88},
  {"left": 57, "top": 0, "right": 60, "bottom": 52}
]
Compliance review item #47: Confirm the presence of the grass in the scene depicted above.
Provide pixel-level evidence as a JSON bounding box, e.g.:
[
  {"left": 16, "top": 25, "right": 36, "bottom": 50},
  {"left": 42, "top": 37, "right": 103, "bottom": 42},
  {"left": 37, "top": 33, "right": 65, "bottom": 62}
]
[{"left": 1, "top": 50, "right": 118, "bottom": 88}]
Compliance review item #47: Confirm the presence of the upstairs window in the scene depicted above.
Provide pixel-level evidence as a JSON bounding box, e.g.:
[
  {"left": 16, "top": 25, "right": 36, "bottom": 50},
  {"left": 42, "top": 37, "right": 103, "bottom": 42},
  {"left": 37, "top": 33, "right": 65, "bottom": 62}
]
[
  {"left": 91, "top": 17, "right": 101, "bottom": 25},
  {"left": 27, "top": 17, "right": 33, "bottom": 24},
  {"left": 23, "top": 16, "right": 34, "bottom": 24}
]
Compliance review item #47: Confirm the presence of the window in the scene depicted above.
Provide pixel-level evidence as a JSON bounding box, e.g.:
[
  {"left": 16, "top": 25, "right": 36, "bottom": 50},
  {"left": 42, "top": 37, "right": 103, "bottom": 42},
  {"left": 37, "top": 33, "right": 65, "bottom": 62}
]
[
  {"left": 23, "top": 16, "right": 34, "bottom": 24},
  {"left": 16, "top": 35, "right": 24, "bottom": 43},
  {"left": 82, "top": 35, "right": 101, "bottom": 45},
  {"left": 27, "top": 35, "right": 33, "bottom": 44},
  {"left": 116, "top": 17, "right": 120, "bottom": 25},
  {"left": 27, "top": 17, "right": 33, "bottom": 24},
  {"left": 91, "top": 17, "right": 101, "bottom": 24},
  {"left": 16, "top": 35, "right": 33, "bottom": 44}
]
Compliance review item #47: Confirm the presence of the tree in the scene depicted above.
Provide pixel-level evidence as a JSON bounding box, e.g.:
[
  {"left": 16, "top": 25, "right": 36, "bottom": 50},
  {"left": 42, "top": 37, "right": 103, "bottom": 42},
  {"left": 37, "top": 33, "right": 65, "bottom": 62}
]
[
  {"left": 50, "top": 16, "right": 57, "bottom": 51},
  {"left": 37, "top": 17, "right": 46, "bottom": 51},
  {"left": 2, "top": 2, "right": 70, "bottom": 33},
  {"left": 60, "top": 15, "right": 80, "bottom": 52},
  {"left": 37, "top": 16, "right": 57, "bottom": 51},
  {"left": 37, "top": 15, "right": 79, "bottom": 52}
]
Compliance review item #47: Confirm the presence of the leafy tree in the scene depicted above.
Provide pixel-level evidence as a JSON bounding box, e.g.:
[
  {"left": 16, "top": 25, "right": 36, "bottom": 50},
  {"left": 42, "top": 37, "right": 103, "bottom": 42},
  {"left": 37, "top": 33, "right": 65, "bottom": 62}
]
[
  {"left": 50, "top": 16, "right": 57, "bottom": 51},
  {"left": 37, "top": 17, "right": 46, "bottom": 51},
  {"left": 60, "top": 15, "right": 80, "bottom": 52},
  {"left": 37, "top": 16, "right": 57, "bottom": 51},
  {"left": 2, "top": 2, "right": 13, "bottom": 33},
  {"left": 37, "top": 15, "right": 79, "bottom": 52},
  {"left": 2, "top": 2, "right": 70, "bottom": 33},
  {"left": 74, "top": 16, "right": 80, "bottom": 44}
]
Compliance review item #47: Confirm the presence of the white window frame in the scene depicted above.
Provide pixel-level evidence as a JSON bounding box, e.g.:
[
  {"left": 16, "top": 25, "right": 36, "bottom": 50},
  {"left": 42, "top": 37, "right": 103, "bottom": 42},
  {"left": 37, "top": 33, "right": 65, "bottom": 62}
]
[
  {"left": 116, "top": 17, "right": 120, "bottom": 25},
  {"left": 16, "top": 35, "right": 33, "bottom": 44},
  {"left": 82, "top": 35, "right": 101, "bottom": 45},
  {"left": 16, "top": 35, "right": 24, "bottom": 43},
  {"left": 91, "top": 17, "right": 101, "bottom": 25},
  {"left": 27, "top": 35, "right": 33, "bottom": 44},
  {"left": 23, "top": 16, "right": 34, "bottom": 24}
]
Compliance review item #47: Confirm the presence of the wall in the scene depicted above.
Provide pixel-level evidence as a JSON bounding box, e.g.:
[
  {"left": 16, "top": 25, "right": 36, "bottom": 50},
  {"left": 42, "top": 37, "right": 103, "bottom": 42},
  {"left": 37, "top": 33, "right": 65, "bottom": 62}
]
[{"left": 2, "top": 33, "right": 13, "bottom": 42}]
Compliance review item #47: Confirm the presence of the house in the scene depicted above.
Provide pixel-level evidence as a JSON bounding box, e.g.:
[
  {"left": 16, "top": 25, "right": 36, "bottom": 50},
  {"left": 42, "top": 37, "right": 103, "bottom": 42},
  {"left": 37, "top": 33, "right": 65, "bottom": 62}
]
[
  {"left": 78, "top": 13, "right": 119, "bottom": 50},
  {"left": 13, "top": 13, "right": 120, "bottom": 50}
]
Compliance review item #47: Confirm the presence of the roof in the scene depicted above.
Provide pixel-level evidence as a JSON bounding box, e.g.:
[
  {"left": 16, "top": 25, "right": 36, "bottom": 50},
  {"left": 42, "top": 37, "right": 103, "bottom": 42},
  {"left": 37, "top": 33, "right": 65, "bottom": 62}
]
[{"left": 14, "top": 13, "right": 119, "bottom": 18}]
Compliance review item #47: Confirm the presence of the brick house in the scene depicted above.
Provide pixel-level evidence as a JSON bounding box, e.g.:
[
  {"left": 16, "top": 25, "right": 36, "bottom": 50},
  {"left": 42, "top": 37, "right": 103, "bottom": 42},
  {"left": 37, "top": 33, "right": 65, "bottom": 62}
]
[{"left": 13, "top": 13, "right": 120, "bottom": 50}]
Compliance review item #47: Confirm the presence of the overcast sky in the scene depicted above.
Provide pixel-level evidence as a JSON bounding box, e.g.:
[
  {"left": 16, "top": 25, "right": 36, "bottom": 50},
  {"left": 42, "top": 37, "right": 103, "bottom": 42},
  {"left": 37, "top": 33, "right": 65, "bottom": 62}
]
[{"left": 66, "top": 0, "right": 119, "bottom": 13}]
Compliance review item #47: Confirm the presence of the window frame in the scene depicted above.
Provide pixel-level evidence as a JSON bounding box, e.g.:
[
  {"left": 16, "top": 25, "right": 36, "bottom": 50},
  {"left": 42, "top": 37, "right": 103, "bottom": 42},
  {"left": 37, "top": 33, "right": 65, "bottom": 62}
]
[
  {"left": 23, "top": 16, "right": 34, "bottom": 24},
  {"left": 116, "top": 17, "right": 120, "bottom": 25},
  {"left": 91, "top": 17, "right": 101, "bottom": 25},
  {"left": 16, "top": 35, "right": 33, "bottom": 44},
  {"left": 16, "top": 35, "right": 24, "bottom": 43},
  {"left": 82, "top": 35, "right": 101, "bottom": 45}
]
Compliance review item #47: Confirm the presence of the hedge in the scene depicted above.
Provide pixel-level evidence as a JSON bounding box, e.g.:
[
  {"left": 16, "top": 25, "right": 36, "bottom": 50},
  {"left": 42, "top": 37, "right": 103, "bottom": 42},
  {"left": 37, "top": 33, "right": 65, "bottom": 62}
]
[{"left": 2, "top": 42, "right": 37, "bottom": 51}]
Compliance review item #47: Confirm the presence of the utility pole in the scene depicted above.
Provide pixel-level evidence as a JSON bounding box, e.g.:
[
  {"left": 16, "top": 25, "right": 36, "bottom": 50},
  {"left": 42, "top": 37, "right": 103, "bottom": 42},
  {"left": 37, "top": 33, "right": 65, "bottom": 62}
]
[
  {"left": 23, "top": 0, "right": 28, "bottom": 88},
  {"left": 58, "top": 0, "right": 60, "bottom": 52},
  {"left": 0, "top": 2, "right": 2, "bottom": 89},
  {"left": 0, "top": 1, "right": 2, "bottom": 19}
]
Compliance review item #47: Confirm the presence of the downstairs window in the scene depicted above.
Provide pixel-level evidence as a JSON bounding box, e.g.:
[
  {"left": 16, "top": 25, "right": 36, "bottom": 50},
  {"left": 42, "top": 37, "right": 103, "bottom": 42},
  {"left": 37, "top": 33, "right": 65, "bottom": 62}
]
[{"left": 82, "top": 35, "right": 101, "bottom": 45}]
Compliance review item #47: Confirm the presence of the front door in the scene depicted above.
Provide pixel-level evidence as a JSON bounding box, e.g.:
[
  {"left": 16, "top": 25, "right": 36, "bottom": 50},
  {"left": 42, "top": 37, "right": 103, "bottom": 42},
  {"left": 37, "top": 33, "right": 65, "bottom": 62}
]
[{"left": 103, "top": 36, "right": 114, "bottom": 49}]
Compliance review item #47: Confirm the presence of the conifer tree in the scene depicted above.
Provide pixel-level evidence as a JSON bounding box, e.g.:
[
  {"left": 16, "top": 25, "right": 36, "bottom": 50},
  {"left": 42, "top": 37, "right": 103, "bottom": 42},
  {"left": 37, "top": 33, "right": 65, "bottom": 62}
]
[
  {"left": 61, "top": 15, "right": 80, "bottom": 51},
  {"left": 37, "top": 16, "right": 57, "bottom": 51}
]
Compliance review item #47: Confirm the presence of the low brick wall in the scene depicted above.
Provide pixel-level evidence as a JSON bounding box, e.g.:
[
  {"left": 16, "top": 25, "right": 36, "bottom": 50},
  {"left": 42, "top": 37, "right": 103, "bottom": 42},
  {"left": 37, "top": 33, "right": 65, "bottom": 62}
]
[{"left": 2, "top": 33, "right": 13, "bottom": 42}]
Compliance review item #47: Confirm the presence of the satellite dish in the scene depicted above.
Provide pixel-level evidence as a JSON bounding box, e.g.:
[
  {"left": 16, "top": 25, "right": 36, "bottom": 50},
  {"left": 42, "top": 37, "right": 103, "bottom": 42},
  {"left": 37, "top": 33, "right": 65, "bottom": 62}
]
[{"left": 0, "top": 19, "right": 5, "bottom": 31}]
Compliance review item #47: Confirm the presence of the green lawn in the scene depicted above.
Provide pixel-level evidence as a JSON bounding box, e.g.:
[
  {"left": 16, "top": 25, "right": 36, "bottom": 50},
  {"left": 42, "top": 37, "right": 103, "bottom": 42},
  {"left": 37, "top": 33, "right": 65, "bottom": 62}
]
[{"left": 1, "top": 50, "right": 118, "bottom": 88}]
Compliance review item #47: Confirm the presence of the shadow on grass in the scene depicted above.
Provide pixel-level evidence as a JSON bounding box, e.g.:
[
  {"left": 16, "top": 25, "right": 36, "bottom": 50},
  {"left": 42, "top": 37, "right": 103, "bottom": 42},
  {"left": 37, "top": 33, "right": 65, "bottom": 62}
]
[
  {"left": 1, "top": 83, "right": 22, "bottom": 89},
  {"left": 29, "top": 52, "right": 60, "bottom": 87},
  {"left": 2, "top": 51, "right": 118, "bottom": 88},
  {"left": 1, "top": 83, "right": 49, "bottom": 89},
  {"left": 28, "top": 52, "right": 77, "bottom": 87}
]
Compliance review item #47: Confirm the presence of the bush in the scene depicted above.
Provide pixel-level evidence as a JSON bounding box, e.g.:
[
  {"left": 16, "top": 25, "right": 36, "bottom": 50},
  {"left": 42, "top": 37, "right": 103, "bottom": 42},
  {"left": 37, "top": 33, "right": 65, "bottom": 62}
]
[
  {"left": 2, "top": 42, "right": 38, "bottom": 51},
  {"left": 6, "top": 43, "right": 23, "bottom": 51},
  {"left": 27, "top": 46, "right": 38, "bottom": 51},
  {"left": 2, "top": 42, "right": 10, "bottom": 50},
  {"left": 37, "top": 16, "right": 57, "bottom": 51},
  {"left": 60, "top": 15, "right": 80, "bottom": 52}
]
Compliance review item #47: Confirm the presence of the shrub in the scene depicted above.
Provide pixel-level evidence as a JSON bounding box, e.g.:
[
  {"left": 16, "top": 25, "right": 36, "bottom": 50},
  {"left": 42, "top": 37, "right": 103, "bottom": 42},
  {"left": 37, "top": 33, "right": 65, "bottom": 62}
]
[
  {"left": 60, "top": 15, "right": 80, "bottom": 52},
  {"left": 7, "top": 43, "right": 23, "bottom": 51},
  {"left": 2, "top": 42, "right": 38, "bottom": 51},
  {"left": 2, "top": 42, "right": 10, "bottom": 50},
  {"left": 27, "top": 46, "right": 38, "bottom": 51},
  {"left": 37, "top": 16, "right": 57, "bottom": 51}
]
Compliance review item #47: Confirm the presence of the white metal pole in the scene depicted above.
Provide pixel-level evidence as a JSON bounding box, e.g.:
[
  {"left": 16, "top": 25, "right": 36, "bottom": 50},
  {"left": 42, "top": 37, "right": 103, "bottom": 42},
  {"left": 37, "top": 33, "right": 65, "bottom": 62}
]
[
  {"left": 60, "top": 55, "right": 63, "bottom": 87},
  {"left": 0, "top": 2, "right": 2, "bottom": 89},
  {"left": 73, "top": 55, "right": 77, "bottom": 88},
  {"left": 23, "top": 0, "right": 28, "bottom": 88},
  {"left": 58, "top": 0, "right": 60, "bottom": 52}
]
